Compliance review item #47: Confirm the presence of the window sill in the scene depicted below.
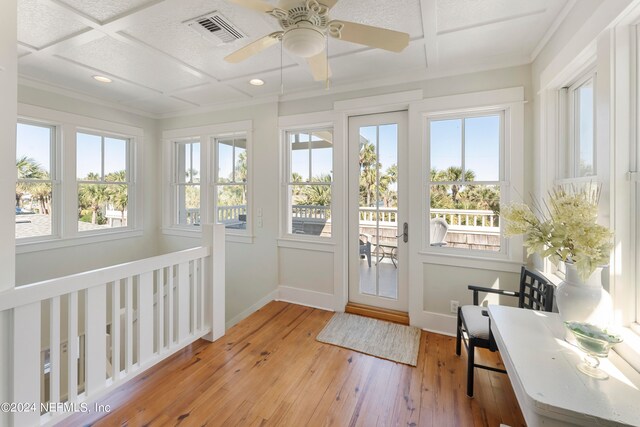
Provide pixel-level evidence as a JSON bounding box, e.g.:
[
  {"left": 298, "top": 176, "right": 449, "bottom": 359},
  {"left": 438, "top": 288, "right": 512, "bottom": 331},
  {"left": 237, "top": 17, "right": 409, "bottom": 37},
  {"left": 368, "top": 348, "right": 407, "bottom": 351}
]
[
  {"left": 16, "top": 229, "right": 144, "bottom": 254},
  {"left": 615, "top": 325, "right": 640, "bottom": 374},
  {"left": 162, "top": 226, "right": 254, "bottom": 244},
  {"left": 277, "top": 238, "right": 336, "bottom": 252},
  {"left": 417, "top": 250, "right": 522, "bottom": 272}
]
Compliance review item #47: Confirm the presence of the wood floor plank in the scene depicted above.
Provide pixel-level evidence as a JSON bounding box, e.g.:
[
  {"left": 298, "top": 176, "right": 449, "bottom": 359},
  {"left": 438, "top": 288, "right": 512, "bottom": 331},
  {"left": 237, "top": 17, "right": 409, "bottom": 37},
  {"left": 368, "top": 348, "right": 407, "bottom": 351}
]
[{"left": 60, "top": 301, "right": 526, "bottom": 427}]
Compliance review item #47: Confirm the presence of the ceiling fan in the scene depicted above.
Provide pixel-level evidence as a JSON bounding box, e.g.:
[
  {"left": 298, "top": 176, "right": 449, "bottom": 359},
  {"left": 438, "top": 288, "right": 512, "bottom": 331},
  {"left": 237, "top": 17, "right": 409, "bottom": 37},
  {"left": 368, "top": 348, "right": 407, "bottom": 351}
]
[{"left": 225, "top": 0, "right": 410, "bottom": 82}]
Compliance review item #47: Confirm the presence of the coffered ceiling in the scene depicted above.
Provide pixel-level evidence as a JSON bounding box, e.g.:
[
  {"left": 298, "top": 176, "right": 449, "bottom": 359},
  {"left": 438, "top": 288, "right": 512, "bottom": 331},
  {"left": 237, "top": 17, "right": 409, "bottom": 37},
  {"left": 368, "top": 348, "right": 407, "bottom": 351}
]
[{"left": 17, "top": 0, "right": 572, "bottom": 116}]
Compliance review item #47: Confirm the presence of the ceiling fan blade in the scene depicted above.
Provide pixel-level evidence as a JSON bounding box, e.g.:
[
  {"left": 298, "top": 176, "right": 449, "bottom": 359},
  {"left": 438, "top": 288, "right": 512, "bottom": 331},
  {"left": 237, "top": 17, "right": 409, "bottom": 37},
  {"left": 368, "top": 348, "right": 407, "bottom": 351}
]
[
  {"left": 224, "top": 32, "right": 282, "bottom": 63},
  {"left": 307, "top": 51, "right": 331, "bottom": 81},
  {"left": 229, "top": 0, "right": 275, "bottom": 13},
  {"left": 329, "top": 20, "right": 409, "bottom": 53}
]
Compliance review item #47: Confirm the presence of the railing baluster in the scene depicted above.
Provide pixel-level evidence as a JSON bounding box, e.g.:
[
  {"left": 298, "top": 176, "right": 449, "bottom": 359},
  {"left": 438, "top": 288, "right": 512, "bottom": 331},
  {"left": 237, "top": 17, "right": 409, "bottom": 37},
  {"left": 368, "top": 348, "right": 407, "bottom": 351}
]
[
  {"left": 111, "top": 281, "right": 120, "bottom": 380},
  {"left": 191, "top": 261, "right": 197, "bottom": 334},
  {"left": 50, "top": 296, "right": 61, "bottom": 404},
  {"left": 167, "top": 266, "right": 174, "bottom": 347},
  {"left": 85, "top": 284, "right": 107, "bottom": 395},
  {"left": 67, "top": 292, "right": 78, "bottom": 402},
  {"left": 13, "top": 302, "right": 41, "bottom": 426},
  {"left": 138, "top": 272, "right": 154, "bottom": 365},
  {"left": 177, "top": 262, "right": 190, "bottom": 342},
  {"left": 157, "top": 269, "right": 164, "bottom": 353},
  {"left": 199, "top": 258, "right": 205, "bottom": 332},
  {"left": 124, "top": 277, "right": 133, "bottom": 372}
]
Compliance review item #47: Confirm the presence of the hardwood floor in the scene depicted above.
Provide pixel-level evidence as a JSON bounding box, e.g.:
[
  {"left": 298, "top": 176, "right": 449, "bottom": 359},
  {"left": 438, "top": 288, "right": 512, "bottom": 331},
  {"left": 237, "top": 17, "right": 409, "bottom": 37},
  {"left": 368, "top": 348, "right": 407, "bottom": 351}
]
[{"left": 60, "top": 301, "right": 525, "bottom": 427}]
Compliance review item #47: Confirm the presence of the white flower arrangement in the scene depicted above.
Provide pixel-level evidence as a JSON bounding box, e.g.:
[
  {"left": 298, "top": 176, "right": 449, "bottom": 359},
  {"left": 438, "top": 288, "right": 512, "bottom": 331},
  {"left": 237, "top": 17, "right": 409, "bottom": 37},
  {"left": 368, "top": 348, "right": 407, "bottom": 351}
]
[{"left": 502, "top": 185, "right": 613, "bottom": 280}]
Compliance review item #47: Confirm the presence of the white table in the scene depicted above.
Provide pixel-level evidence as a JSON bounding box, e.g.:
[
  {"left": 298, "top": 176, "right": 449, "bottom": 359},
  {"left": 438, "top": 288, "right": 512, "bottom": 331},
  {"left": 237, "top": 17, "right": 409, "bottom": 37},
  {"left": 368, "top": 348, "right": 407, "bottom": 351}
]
[{"left": 488, "top": 305, "right": 640, "bottom": 427}]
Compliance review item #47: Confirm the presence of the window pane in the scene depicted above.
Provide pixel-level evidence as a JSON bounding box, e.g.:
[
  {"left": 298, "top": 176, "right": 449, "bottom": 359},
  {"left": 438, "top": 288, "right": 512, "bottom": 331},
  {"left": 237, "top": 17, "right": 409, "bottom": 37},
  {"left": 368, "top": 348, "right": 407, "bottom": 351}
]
[
  {"left": 77, "top": 133, "right": 102, "bottom": 180},
  {"left": 379, "top": 124, "right": 398, "bottom": 208},
  {"left": 104, "top": 137, "right": 127, "bottom": 182},
  {"left": 191, "top": 143, "right": 201, "bottom": 183},
  {"left": 429, "top": 184, "right": 500, "bottom": 251},
  {"left": 15, "top": 182, "right": 52, "bottom": 238},
  {"left": 217, "top": 139, "right": 234, "bottom": 183},
  {"left": 291, "top": 135, "right": 309, "bottom": 182},
  {"left": 290, "top": 184, "right": 331, "bottom": 237},
  {"left": 465, "top": 115, "right": 500, "bottom": 181},
  {"left": 310, "top": 130, "right": 332, "bottom": 180},
  {"left": 430, "top": 119, "right": 462, "bottom": 181},
  {"left": 577, "top": 81, "right": 595, "bottom": 176},
  {"left": 234, "top": 139, "right": 247, "bottom": 183},
  {"left": 216, "top": 185, "right": 247, "bottom": 229},
  {"left": 78, "top": 183, "right": 128, "bottom": 230},
  {"left": 17, "top": 123, "right": 51, "bottom": 176},
  {"left": 176, "top": 184, "right": 200, "bottom": 226}
]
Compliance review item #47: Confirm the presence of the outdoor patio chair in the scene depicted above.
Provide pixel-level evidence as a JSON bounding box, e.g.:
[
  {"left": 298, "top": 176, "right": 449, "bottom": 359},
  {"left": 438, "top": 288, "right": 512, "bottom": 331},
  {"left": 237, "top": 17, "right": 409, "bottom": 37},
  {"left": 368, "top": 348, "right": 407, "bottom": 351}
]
[
  {"left": 455, "top": 266, "right": 554, "bottom": 397},
  {"left": 429, "top": 217, "right": 448, "bottom": 246},
  {"left": 359, "top": 233, "right": 372, "bottom": 267}
]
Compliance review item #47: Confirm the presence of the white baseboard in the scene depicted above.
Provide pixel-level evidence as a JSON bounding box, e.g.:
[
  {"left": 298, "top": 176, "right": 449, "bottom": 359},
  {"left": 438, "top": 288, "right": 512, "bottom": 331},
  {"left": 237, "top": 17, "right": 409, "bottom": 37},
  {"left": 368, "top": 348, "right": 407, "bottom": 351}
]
[
  {"left": 225, "top": 289, "right": 278, "bottom": 330},
  {"left": 276, "top": 286, "right": 336, "bottom": 312},
  {"left": 411, "top": 310, "right": 457, "bottom": 337}
]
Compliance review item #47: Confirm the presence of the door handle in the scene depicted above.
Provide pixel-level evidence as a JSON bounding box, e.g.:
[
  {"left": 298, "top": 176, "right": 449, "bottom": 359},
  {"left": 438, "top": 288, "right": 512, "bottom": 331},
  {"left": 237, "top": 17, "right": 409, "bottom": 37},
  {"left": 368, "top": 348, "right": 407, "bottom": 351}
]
[{"left": 397, "top": 222, "right": 408, "bottom": 243}]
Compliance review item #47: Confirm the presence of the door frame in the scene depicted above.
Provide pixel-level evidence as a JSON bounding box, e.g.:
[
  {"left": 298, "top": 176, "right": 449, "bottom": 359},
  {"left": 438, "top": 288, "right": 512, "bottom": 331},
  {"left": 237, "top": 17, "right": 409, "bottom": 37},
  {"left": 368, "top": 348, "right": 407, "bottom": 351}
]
[
  {"left": 347, "top": 111, "right": 409, "bottom": 312},
  {"left": 331, "top": 90, "right": 424, "bottom": 316}
]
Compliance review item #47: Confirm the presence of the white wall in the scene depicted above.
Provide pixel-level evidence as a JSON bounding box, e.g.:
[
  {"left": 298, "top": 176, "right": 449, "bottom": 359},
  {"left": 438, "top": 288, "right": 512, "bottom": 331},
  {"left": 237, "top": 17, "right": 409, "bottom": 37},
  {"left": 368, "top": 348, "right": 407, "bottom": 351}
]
[
  {"left": 0, "top": 1, "right": 17, "bottom": 423},
  {"left": 160, "top": 103, "right": 280, "bottom": 326},
  {"left": 15, "top": 85, "right": 162, "bottom": 285}
]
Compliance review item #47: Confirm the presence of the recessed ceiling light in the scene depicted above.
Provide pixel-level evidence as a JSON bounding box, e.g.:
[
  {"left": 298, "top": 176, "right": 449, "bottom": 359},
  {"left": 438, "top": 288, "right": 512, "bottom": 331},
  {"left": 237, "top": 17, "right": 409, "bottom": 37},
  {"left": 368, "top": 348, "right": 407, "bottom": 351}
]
[
  {"left": 93, "top": 75, "right": 112, "bottom": 83},
  {"left": 249, "top": 78, "right": 264, "bottom": 86}
]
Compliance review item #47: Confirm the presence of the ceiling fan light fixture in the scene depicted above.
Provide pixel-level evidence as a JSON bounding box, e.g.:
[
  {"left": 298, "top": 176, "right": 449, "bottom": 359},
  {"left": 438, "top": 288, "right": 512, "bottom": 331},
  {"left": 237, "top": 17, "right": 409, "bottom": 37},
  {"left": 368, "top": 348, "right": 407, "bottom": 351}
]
[{"left": 282, "top": 25, "right": 325, "bottom": 58}]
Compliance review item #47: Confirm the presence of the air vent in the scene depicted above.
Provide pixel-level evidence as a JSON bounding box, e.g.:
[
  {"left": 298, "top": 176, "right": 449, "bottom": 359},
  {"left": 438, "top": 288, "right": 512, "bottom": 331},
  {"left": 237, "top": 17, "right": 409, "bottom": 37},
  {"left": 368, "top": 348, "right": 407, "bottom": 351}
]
[{"left": 185, "top": 12, "right": 246, "bottom": 45}]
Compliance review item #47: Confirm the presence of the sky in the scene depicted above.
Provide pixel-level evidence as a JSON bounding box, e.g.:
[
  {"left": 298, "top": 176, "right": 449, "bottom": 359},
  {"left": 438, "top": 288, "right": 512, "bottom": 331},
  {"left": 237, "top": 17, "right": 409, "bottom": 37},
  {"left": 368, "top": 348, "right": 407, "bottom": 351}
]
[
  {"left": 16, "top": 123, "right": 128, "bottom": 180},
  {"left": 430, "top": 115, "right": 500, "bottom": 181}
]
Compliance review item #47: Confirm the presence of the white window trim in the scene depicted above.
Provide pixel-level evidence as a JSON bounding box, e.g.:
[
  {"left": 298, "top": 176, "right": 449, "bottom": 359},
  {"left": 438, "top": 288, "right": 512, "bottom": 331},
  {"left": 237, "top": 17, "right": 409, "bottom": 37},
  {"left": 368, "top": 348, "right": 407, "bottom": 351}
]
[
  {"left": 410, "top": 87, "right": 525, "bottom": 263},
  {"left": 16, "top": 104, "right": 144, "bottom": 251},
  {"left": 279, "top": 111, "right": 336, "bottom": 244},
  {"left": 161, "top": 120, "right": 253, "bottom": 243},
  {"left": 172, "top": 138, "right": 202, "bottom": 229}
]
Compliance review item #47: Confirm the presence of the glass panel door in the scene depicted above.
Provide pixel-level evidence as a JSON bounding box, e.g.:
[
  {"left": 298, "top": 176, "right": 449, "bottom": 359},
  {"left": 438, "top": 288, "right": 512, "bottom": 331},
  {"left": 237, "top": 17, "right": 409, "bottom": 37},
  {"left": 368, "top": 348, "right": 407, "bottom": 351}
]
[{"left": 348, "top": 112, "right": 407, "bottom": 311}]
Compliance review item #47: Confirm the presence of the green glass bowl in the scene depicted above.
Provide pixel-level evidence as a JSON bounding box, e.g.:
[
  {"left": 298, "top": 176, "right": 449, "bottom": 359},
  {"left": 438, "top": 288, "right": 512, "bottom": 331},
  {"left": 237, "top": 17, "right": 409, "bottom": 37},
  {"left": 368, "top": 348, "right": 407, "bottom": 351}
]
[{"left": 564, "top": 321, "right": 623, "bottom": 357}]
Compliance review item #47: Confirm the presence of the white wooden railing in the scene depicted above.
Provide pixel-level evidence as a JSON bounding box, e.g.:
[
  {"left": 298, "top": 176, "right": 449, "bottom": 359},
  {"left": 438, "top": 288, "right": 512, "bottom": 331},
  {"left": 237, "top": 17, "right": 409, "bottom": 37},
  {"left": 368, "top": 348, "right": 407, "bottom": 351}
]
[
  {"left": 0, "top": 224, "right": 225, "bottom": 427},
  {"left": 291, "top": 205, "right": 330, "bottom": 221},
  {"left": 358, "top": 207, "right": 398, "bottom": 226},
  {"left": 217, "top": 205, "right": 247, "bottom": 223},
  {"left": 430, "top": 208, "right": 500, "bottom": 232}
]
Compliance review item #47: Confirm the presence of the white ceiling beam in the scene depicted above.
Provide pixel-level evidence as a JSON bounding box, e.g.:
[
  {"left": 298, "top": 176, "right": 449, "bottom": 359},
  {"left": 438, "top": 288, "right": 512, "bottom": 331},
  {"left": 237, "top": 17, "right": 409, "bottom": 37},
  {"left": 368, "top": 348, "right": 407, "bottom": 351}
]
[
  {"left": 437, "top": 8, "right": 547, "bottom": 36},
  {"left": 530, "top": 0, "right": 576, "bottom": 62}
]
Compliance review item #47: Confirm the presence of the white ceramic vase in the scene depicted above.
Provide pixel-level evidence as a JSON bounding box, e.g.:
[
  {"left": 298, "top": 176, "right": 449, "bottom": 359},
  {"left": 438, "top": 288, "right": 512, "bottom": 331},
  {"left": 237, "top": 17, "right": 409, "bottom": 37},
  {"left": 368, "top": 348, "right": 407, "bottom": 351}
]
[{"left": 556, "top": 262, "right": 612, "bottom": 327}]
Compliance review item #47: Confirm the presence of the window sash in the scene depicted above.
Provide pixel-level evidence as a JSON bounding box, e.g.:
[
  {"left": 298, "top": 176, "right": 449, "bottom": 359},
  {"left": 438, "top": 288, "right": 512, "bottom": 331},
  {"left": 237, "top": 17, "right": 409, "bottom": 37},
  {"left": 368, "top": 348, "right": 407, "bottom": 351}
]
[
  {"left": 425, "top": 111, "right": 505, "bottom": 253},
  {"left": 567, "top": 72, "right": 597, "bottom": 178},
  {"left": 284, "top": 128, "right": 333, "bottom": 239}
]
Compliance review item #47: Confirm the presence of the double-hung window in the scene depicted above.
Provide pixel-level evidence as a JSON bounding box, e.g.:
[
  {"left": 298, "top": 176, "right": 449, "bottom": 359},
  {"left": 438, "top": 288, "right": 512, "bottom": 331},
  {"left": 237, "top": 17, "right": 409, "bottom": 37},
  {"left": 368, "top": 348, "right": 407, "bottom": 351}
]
[
  {"left": 76, "top": 132, "right": 131, "bottom": 231},
  {"left": 285, "top": 128, "right": 333, "bottom": 238},
  {"left": 214, "top": 135, "right": 248, "bottom": 230},
  {"left": 563, "top": 71, "right": 596, "bottom": 178},
  {"left": 16, "top": 121, "right": 57, "bottom": 240},
  {"left": 174, "top": 140, "right": 201, "bottom": 226},
  {"left": 427, "top": 112, "right": 503, "bottom": 252}
]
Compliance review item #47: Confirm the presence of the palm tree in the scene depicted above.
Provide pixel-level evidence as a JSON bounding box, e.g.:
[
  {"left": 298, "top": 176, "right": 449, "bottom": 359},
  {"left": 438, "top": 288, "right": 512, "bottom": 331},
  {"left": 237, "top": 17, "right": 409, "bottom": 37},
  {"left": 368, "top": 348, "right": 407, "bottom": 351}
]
[
  {"left": 16, "top": 156, "right": 45, "bottom": 207},
  {"left": 105, "top": 171, "right": 128, "bottom": 224},
  {"left": 434, "top": 166, "right": 476, "bottom": 204},
  {"left": 79, "top": 184, "right": 109, "bottom": 224}
]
